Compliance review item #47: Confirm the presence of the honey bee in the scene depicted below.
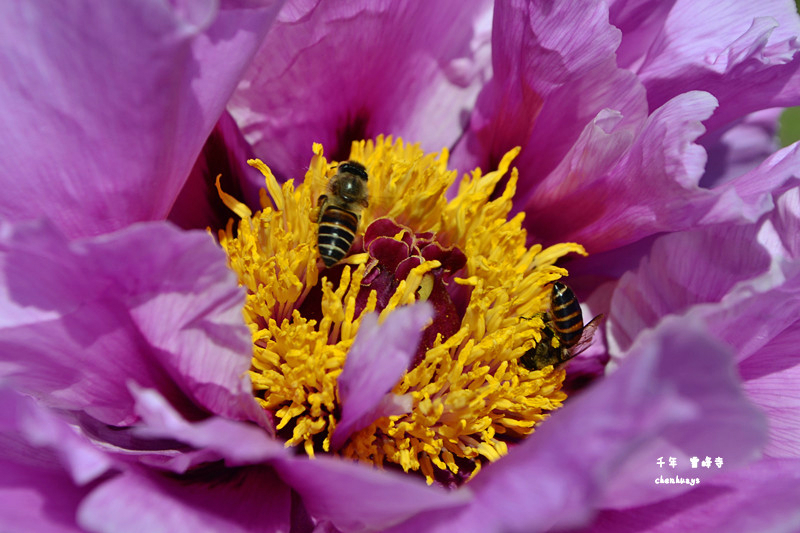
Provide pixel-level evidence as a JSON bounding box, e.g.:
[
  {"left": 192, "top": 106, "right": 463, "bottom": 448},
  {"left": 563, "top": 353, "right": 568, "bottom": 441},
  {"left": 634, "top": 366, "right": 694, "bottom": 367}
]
[
  {"left": 519, "top": 282, "right": 603, "bottom": 371},
  {"left": 315, "top": 161, "right": 369, "bottom": 267}
]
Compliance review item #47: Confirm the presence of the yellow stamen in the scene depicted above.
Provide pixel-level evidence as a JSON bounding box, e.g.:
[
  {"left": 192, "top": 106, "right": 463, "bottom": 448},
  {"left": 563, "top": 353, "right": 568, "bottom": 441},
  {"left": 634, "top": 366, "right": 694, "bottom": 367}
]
[{"left": 218, "top": 136, "right": 588, "bottom": 484}]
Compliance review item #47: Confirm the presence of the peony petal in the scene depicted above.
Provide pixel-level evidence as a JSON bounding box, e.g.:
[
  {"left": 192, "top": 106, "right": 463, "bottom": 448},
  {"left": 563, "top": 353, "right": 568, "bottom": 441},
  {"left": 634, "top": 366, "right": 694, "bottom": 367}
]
[
  {"left": 0, "top": 220, "right": 263, "bottom": 427},
  {"left": 594, "top": 322, "right": 767, "bottom": 510},
  {"left": 331, "top": 303, "right": 433, "bottom": 450},
  {"left": 273, "top": 454, "right": 471, "bottom": 532},
  {"left": 63, "top": 411, "right": 227, "bottom": 476},
  {"left": 0, "top": 455, "right": 90, "bottom": 533},
  {"left": 387, "top": 317, "right": 766, "bottom": 532},
  {"left": 0, "top": 386, "right": 111, "bottom": 532},
  {"left": 522, "top": 91, "right": 717, "bottom": 253},
  {"left": 0, "top": 389, "right": 112, "bottom": 486},
  {"left": 704, "top": 142, "right": 800, "bottom": 228},
  {"left": 169, "top": 111, "right": 266, "bottom": 232},
  {"left": 230, "top": 0, "right": 492, "bottom": 179},
  {"left": 608, "top": 184, "right": 800, "bottom": 355},
  {"left": 700, "top": 108, "right": 782, "bottom": 188},
  {"left": 608, "top": 0, "right": 677, "bottom": 71},
  {"left": 608, "top": 221, "right": 774, "bottom": 355},
  {"left": 579, "top": 458, "right": 800, "bottom": 533},
  {"left": 526, "top": 96, "right": 800, "bottom": 255},
  {"left": 452, "top": 0, "right": 648, "bottom": 194},
  {"left": 635, "top": 0, "right": 800, "bottom": 132},
  {"left": 607, "top": 188, "right": 800, "bottom": 353},
  {"left": 456, "top": 1, "right": 800, "bottom": 254},
  {"left": 78, "top": 466, "right": 292, "bottom": 533},
  {"left": 740, "top": 321, "right": 800, "bottom": 458},
  {"left": 0, "top": 386, "right": 114, "bottom": 483},
  {"left": 119, "top": 235, "right": 267, "bottom": 428},
  {"left": 0, "top": 0, "right": 283, "bottom": 238},
  {"left": 130, "top": 385, "right": 286, "bottom": 466},
  {"left": 772, "top": 186, "right": 800, "bottom": 259},
  {"left": 606, "top": 187, "right": 800, "bottom": 463}
]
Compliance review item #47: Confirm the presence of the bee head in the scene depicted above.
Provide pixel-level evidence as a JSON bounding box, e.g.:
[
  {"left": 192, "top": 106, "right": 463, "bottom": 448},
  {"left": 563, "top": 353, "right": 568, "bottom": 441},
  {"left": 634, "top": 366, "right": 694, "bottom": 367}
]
[{"left": 339, "top": 161, "right": 368, "bottom": 181}]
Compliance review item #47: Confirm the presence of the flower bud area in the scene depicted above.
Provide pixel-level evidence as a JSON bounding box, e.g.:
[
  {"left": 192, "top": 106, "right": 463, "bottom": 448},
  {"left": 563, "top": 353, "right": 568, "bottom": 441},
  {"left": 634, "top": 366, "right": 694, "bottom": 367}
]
[{"left": 218, "top": 136, "right": 586, "bottom": 485}]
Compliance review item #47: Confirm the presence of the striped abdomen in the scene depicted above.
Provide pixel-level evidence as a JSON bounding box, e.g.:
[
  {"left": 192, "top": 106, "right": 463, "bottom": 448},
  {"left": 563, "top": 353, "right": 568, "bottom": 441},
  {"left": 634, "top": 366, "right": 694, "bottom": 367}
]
[
  {"left": 549, "top": 282, "right": 583, "bottom": 347},
  {"left": 317, "top": 205, "right": 359, "bottom": 266}
]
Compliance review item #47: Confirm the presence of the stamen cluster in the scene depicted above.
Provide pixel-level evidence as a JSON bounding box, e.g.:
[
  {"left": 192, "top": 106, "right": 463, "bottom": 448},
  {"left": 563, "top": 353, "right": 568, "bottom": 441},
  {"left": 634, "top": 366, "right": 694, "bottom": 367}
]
[{"left": 218, "top": 136, "right": 586, "bottom": 484}]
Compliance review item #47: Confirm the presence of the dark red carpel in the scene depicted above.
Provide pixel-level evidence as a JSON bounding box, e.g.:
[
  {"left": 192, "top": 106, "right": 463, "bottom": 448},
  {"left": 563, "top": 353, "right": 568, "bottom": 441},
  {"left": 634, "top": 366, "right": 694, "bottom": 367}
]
[
  {"left": 297, "top": 218, "right": 469, "bottom": 364},
  {"left": 359, "top": 218, "right": 468, "bottom": 367}
]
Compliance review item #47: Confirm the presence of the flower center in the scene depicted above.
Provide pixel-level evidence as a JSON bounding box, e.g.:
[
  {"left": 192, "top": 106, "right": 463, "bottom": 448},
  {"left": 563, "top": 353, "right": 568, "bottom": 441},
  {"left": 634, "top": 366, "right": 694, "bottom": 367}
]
[{"left": 217, "top": 136, "right": 586, "bottom": 485}]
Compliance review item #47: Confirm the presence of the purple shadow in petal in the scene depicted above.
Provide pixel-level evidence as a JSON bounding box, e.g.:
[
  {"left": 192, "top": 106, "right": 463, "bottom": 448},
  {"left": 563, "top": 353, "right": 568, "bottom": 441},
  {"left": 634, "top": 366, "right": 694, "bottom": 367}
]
[
  {"left": 0, "top": 386, "right": 110, "bottom": 532},
  {"left": 79, "top": 465, "right": 291, "bottom": 533},
  {"left": 274, "top": 454, "right": 471, "bottom": 533}
]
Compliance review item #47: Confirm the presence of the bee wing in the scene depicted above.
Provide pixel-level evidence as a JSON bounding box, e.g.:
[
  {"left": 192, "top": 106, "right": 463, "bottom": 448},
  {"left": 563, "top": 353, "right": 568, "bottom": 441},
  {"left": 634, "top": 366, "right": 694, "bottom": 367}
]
[{"left": 566, "top": 314, "right": 604, "bottom": 359}]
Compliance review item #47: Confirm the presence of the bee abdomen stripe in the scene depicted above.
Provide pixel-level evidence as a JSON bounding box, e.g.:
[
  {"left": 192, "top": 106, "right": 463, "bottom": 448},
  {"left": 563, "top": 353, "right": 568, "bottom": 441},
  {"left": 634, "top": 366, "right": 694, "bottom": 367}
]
[
  {"left": 320, "top": 207, "right": 358, "bottom": 228},
  {"left": 551, "top": 294, "right": 579, "bottom": 308},
  {"left": 319, "top": 220, "right": 354, "bottom": 233},
  {"left": 318, "top": 239, "right": 351, "bottom": 266},
  {"left": 318, "top": 232, "right": 353, "bottom": 247},
  {"left": 318, "top": 224, "right": 356, "bottom": 243},
  {"left": 319, "top": 243, "right": 350, "bottom": 257},
  {"left": 319, "top": 221, "right": 357, "bottom": 237},
  {"left": 560, "top": 334, "right": 581, "bottom": 348},
  {"left": 317, "top": 207, "right": 360, "bottom": 267},
  {"left": 553, "top": 312, "right": 582, "bottom": 330}
]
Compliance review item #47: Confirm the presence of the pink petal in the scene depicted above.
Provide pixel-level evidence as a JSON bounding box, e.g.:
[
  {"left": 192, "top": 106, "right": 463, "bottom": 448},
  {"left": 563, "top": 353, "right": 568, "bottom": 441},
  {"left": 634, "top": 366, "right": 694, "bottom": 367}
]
[
  {"left": 78, "top": 466, "right": 292, "bottom": 533},
  {"left": 607, "top": 186, "right": 800, "bottom": 359},
  {"left": 273, "top": 454, "right": 471, "bottom": 532},
  {"left": 635, "top": 0, "right": 800, "bottom": 132},
  {"left": 701, "top": 108, "right": 782, "bottom": 188},
  {"left": 230, "top": 0, "right": 492, "bottom": 178},
  {"left": 0, "top": 387, "right": 113, "bottom": 484},
  {"left": 452, "top": 0, "right": 648, "bottom": 191},
  {"left": 0, "top": 387, "right": 111, "bottom": 532},
  {"left": 773, "top": 186, "right": 800, "bottom": 259},
  {"left": 740, "top": 322, "right": 800, "bottom": 458},
  {"left": 707, "top": 142, "right": 800, "bottom": 227},
  {"left": 131, "top": 385, "right": 287, "bottom": 465},
  {"left": 608, "top": 0, "right": 676, "bottom": 71},
  {"left": 169, "top": 111, "right": 266, "bottom": 231},
  {"left": 0, "top": 220, "right": 263, "bottom": 428},
  {"left": 0, "top": 457, "right": 90, "bottom": 533},
  {"left": 331, "top": 303, "right": 433, "bottom": 450},
  {"left": 608, "top": 222, "right": 774, "bottom": 355},
  {"left": 581, "top": 458, "right": 800, "bottom": 533},
  {"left": 0, "top": 1, "right": 282, "bottom": 238},
  {"left": 523, "top": 91, "right": 717, "bottom": 253},
  {"left": 606, "top": 186, "right": 800, "bottom": 461},
  {"left": 386, "top": 317, "right": 766, "bottom": 532}
]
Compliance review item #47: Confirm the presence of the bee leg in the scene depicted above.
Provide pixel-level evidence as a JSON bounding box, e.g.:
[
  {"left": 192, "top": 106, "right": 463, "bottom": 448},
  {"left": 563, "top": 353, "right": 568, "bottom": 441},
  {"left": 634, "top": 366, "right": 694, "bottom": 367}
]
[{"left": 312, "top": 195, "right": 328, "bottom": 223}]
